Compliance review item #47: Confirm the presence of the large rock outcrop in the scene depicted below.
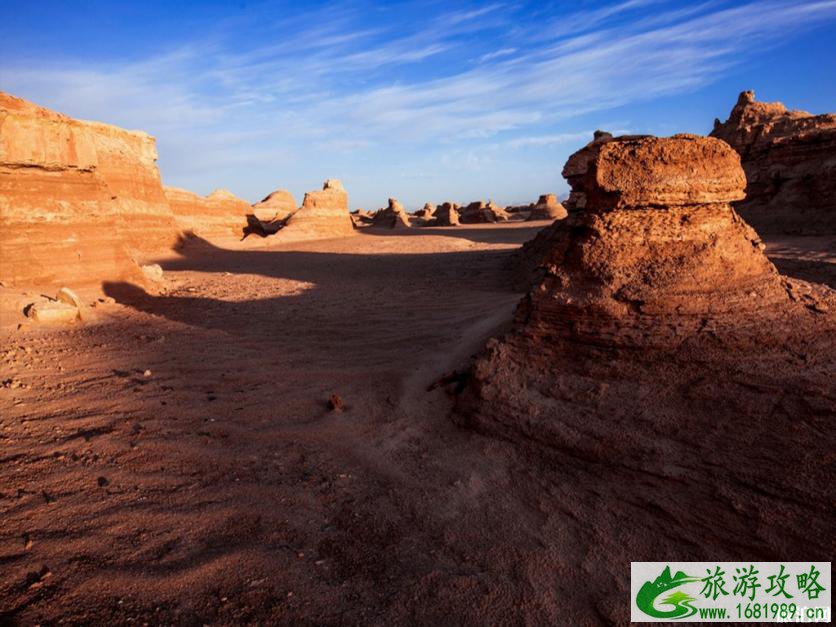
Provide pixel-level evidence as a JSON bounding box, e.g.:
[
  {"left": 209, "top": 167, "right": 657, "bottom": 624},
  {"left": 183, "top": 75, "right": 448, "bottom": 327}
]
[
  {"left": 0, "top": 91, "right": 178, "bottom": 288},
  {"left": 456, "top": 134, "right": 835, "bottom": 550},
  {"left": 277, "top": 179, "right": 354, "bottom": 241},
  {"left": 251, "top": 189, "right": 297, "bottom": 223},
  {"left": 710, "top": 90, "right": 836, "bottom": 234},
  {"left": 164, "top": 187, "right": 251, "bottom": 241}
]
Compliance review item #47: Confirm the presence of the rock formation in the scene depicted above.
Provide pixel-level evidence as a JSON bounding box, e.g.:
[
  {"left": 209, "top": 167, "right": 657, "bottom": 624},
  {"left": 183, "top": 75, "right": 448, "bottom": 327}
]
[
  {"left": 459, "top": 201, "right": 510, "bottom": 223},
  {"left": 428, "top": 202, "right": 460, "bottom": 226},
  {"left": 0, "top": 91, "right": 268, "bottom": 291},
  {"left": 415, "top": 203, "right": 435, "bottom": 218},
  {"left": 525, "top": 193, "right": 567, "bottom": 221},
  {"left": 277, "top": 179, "right": 354, "bottom": 241},
  {"left": 371, "top": 198, "right": 411, "bottom": 229},
  {"left": 457, "top": 133, "right": 835, "bottom": 466},
  {"left": 487, "top": 201, "right": 511, "bottom": 221},
  {"left": 165, "top": 187, "right": 251, "bottom": 241},
  {"left": 251, "top": 189, "right": 297, "bottom": 223},
  {"left": 710, "top": 90, "right": 836, "bottom": 234},
  {"left": 350, "top": 209, "right": 373, "bottom": 227},
  {"left": 0, "top": 91, "right": 174, "bottom": 289}
]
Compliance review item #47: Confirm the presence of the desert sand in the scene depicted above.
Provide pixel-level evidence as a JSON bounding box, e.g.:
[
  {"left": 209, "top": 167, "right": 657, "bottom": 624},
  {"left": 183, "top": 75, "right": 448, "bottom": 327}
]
[{"left": 1, "top": 219, "right": 833, "bottom": 623}]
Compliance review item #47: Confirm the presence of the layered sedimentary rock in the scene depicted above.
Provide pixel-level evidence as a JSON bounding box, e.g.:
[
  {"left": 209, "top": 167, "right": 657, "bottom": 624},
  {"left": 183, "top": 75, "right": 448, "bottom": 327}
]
[
  {"left": 710, "top": 90, "right": 836, "bottom": 234},
  {"left": 372, "top": 198, "right": 411, "bottom": 229},
  {"left": 0, "top": 91, "right": 176, "bottom": 288},
  {"left": 251, "top": 188, "right": 297, "bottom": 222},
  {"left": 457, "top": 133, "right": 835, "bottom": 469},
  {"left": 277, "top": 179, "right": 354, "bottom": 241},
  {"left": 165, "top": 187, "right": 250, "bottom": 241},
  {"left": 526, "top": 193, "right": 567, "bottom": 221}
]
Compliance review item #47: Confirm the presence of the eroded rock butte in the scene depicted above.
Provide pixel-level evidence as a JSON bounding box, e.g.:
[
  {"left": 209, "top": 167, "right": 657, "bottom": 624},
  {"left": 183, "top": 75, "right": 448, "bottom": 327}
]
[
  {"left": 372, "top": 198, "right": 411, "bottom": 229},
  {"left": 0, "top": 91, "right": 176, "bottom": 288},
  {"left": 526, "top": 193, "right": 567, "bottom": 221},
  {"left": 276, "top": 179, "right": 354, "bottom": 241},
  {"left": 456, "top": 135, "right": 835, "bottom": 551},
  {"left": 710, "top": 90, "right": 836, "bottom": 234}
]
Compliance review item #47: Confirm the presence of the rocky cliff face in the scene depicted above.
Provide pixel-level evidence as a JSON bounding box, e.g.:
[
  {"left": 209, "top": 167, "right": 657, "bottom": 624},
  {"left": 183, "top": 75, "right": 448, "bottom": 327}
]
[
  {"left": 0, "top": 92, "right": 258, "bottom": 291},
  {"left": 710, "top": 90, "right": 836, "bottom": 234},
  {"left": 0, "top": 92, "right": 176, "bottom": 288},
  {"left": 456, "top": 134, "right": 834, "bottom": 553},
  {"left": 165, "top": 186, "right": 250, "bottom": 241}
]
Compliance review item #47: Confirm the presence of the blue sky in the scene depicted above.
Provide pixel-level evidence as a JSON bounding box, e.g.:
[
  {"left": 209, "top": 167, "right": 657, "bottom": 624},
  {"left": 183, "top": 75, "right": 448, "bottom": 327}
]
[{"left": 2, "top": 0, "right": 835, "bottom": 209}]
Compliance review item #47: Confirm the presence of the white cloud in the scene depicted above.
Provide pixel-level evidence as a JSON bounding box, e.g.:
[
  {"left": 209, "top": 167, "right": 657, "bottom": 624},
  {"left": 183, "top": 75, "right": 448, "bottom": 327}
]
[{"left": 2, "top": 0, "right": 835, "bottom": 206}]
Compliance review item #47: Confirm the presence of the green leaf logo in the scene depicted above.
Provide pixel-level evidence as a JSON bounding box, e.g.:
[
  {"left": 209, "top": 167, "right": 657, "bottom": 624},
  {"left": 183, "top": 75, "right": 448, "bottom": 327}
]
[{"left": 636, "top": 566, "right": 701, "bottom": 619}]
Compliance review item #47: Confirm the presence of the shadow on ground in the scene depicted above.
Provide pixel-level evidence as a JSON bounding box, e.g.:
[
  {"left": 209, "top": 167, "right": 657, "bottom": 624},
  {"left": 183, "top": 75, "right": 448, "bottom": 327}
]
[{"left": 105, "top": 234, "right": 527, "bottom": 368}]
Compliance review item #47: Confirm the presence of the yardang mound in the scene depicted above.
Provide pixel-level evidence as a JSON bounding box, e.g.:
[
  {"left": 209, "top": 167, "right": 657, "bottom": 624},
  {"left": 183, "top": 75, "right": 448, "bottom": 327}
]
[
  {"left": 165, "top": 187, "right": 251, "bottom": 242},
  {"left": 372, "top": 198, "right": 411, "bottom": 229},
  {"left": 456, "top": 133, "right": 834, "bottom": 557},
  {"left": 430, "top": 202, "right": 460, "bottom": 226},
  {"left": 459, "top": 201, "right": 510, "bottom": 224},
  {"left": 276, "top": 179, "right": 354, "bottom": 241},
  {"left": 526, "top": 193, "right": 567, "bottom": 221},
  {"left": 251, "top": 188, "right": 297, "bottom": 223},
  {"left": 711, "top": 90, "right": 836, "bottom": 235}
]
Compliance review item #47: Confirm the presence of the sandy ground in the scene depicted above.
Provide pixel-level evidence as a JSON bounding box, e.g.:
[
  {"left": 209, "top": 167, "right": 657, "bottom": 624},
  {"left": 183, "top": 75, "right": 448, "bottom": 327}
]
[{"left": 1, "top": 223, "right": 833, "bottom": 624}]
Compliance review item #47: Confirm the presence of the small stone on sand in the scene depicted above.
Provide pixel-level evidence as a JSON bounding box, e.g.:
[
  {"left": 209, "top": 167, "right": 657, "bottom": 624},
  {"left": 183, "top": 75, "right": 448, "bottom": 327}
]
[{"left": 327, "top": 394, "right": 344, "bottom": 411}]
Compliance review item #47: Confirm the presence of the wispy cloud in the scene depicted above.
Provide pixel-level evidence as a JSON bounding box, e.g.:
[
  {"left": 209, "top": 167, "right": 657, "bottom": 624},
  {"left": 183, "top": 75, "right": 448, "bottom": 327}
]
[
  {"left": 479, "top": 47, "right": 518, "bottom": 63},
  {"left": 505, "top": 132, "right": 610, "bottom": 149},
  {"left": 2, "top": 0, "right": 835, "bottom": 206}
]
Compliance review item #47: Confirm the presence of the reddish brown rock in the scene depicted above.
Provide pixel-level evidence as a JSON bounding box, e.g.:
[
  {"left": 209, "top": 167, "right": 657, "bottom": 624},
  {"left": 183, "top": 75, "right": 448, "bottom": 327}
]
[
  {"left": 372, "top": 198, "right": 411, "bottom": 229},
  {"left": 710, "top": 90, "right": 836, "bottom": 234},
  {"left": 457, "top": 133, "right": 835, "bottom": 549},
  {"left": 349, "top": 209, "right": 373, "bottom": 227},
  {"left": 459, "top": 200, "right": 510, "bottom": 223},
  {"left": 0, "top": 91, "right": 173, "bottom": 289},
  {"left": 525, "top": 194, "right": 567, "bottom": 221},
  {"left": 165, "top": 186, "right": 250, "bottom": 241},
  {"left": 415, "top": 203, "right": 435, "bottom": 218},
  {"left": 486, "top": 201, "right": 511, "bottom": 221},
  {"left": 277, "top": 179, "right": 354, "bottom": 241},
  {"left": 251, "top": 189, "right": 297, "bottom": 223},
  {"left": 350, "top": 209, "right": 374, "bottom": 226},
  {"left": 428, "top": 202, "right": 460, "bottom": 226}
]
